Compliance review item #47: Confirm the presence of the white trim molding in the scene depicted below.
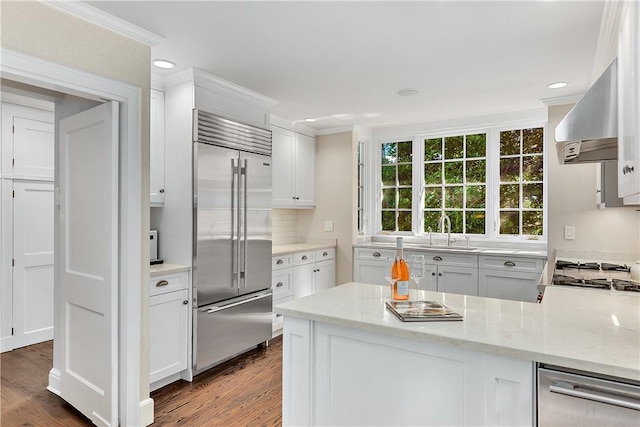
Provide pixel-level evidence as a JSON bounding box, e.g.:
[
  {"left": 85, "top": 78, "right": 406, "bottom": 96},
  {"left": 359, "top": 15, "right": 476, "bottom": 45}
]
[
  {"left": 1, "top": 48, "right": 147, "bottom": 427},
  {"left": 540, "top": 95, "right": 582, "bottom": 107},
  {"left": 44, "top": 0, "right": 164, "bottom": 46},
  {"left": 315, "top": 125, "right": 356, "bottom": 136}
]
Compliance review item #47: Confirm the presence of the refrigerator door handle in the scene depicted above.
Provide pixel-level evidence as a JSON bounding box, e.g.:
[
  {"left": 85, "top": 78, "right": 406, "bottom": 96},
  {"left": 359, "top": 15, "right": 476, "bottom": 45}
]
[
  {"left": 241, "top": 158, "right": 248, "bottom": 287},
  {"left": 205, "top": 291, "right": 271, "bottom": 314},
  {"left": 231, "top": 158, "right": 238, "bottom": 288}
]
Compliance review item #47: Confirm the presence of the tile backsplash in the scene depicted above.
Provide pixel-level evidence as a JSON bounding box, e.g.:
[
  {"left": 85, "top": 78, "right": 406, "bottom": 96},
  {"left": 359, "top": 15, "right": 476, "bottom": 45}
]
[{"left": 273, "top": 209, "right": 298, "bottom": 245}]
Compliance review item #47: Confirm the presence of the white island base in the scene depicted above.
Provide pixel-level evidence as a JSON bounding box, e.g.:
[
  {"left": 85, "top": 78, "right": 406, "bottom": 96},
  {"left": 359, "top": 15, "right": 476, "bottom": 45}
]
[{"left": 282, "top": 316, "right": 533, "bottom": 426}]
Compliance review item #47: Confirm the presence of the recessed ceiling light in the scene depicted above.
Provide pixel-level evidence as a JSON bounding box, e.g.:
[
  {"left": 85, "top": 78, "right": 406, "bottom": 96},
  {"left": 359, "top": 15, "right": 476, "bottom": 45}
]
[
  {"left": 304, "top": 118, "right": 317, "bottom": 123},
  {"left": 153, "top": 59, "right": 176, "bottom": 69},
  {"left": 547, "top": 82, "right": 568, "bottom": 89},
  {"left": 397, "top": 88, "right": 420, "bottom": 97}
]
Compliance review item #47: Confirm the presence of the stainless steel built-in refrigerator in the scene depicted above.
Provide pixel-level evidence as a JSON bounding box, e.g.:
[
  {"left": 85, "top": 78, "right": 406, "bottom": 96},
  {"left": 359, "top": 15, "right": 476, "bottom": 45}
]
[{"left": 192, "top": 110, "right": 272, "bottom": 372}]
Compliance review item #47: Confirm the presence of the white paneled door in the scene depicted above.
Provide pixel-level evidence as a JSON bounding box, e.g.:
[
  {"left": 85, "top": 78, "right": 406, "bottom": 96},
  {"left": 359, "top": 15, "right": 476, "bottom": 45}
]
[
  {"left": 58, "top": 101, "right": 119, "bottom": 427},
  {"left": 12, "top": 181, "right": 55, "bottom": 349},
  {"left": 13, "top": 116, "right": 55, "bottom": 178}
]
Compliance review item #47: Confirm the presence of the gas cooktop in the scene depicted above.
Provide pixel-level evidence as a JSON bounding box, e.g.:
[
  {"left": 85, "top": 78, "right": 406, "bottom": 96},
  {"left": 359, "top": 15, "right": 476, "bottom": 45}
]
[{"left": 553, "top": 259, "right": 638, "bottom": 293}]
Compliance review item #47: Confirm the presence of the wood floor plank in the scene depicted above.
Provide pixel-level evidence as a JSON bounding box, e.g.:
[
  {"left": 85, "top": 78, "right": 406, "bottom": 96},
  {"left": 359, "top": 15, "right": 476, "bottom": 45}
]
[{"left": 1, "top": 337, "right": 283, "bottom": 426}]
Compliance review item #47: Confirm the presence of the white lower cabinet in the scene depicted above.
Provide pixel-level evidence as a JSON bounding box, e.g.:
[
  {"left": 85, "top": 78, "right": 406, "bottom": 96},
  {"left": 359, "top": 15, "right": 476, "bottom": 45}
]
[
  {"left": 272, "top": 248, "right": 336, "bottom": 334},
  {"left": 292, "top": 248, "right": 336, "bottom": 299},
  {"left": 478, "top": 255, "right": 544, "bottom": 303},
  {"left": 408, "top": 251, "right": 479, "bottom": 296},
  {"left": 149, "top": 271, "right": 189, "bottom": 390},
  {"left": 283, "top": 317, "right": 533, "bottom": 426},
  {"left": 353, "top": 247, "right": 545, "bottom": 302}
]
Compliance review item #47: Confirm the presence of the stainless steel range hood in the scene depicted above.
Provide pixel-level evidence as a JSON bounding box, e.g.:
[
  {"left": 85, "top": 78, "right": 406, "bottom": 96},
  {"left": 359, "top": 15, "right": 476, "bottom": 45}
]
[{"left": 555, "top": 59, "right": 617, "bottom": 164}]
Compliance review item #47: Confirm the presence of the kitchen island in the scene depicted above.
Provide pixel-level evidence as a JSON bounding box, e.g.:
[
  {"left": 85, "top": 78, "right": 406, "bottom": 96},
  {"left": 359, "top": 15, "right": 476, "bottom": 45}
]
[{"left": 275, "top": 283, "right": 640, "bottom": 426}]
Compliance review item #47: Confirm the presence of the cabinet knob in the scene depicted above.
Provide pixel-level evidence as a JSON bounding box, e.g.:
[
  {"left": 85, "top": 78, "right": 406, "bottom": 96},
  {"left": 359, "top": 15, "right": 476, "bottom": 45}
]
[
  {"left": 372, "top": 252, "right": 381, "bottom": 258},
  {"left": 159, "top": 188, "right": 165, "bottom": 193},
  {"left": 155, "top": 280, "right": 169, "bottom": 287},
  {"left": 438, "top": 273, "right": 442, "bottom": 277},
  {"left": 276, "top": 282, "right": 284, "bottom": 287},
  {"left": 504, "top": 261, "right": 516, "bottom": 267},
  {"left": 183, "top": 300, "right": 188, "bottom": 305},
  {"left": 433, "top": 256, "right": 443, "bottom": 262},
  {"left": 431, "top": 272, "right": 436, "bottom": 276},
  {"left": 276, "top": 259, "right": 284, "bottom": 265}
]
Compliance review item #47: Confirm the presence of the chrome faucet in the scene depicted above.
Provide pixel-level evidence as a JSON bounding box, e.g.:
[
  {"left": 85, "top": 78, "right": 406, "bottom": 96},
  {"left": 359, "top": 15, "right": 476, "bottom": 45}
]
[
  {"left": 427, "top": 226, "right": 433, "bottom": 246},
  {"left": 438, "top": 214, "right": 451, "bottom": 246}
]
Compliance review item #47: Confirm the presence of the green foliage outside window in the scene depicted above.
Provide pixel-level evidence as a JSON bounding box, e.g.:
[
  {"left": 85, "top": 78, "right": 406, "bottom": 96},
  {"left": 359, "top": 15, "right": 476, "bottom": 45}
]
[
  {"left": 499, "top": 127, "right": 544, "bottom": 236},
  {"left": 381, "top": 141, "right": 412, "bottom": 232},
  {"left": 424, "top": 133, "right": 487, "bottom": 235}
]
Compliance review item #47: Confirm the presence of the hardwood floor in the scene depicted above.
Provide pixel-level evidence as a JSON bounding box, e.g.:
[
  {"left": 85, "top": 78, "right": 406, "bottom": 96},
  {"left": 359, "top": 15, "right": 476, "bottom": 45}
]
[{"left": 1, "top": 337, "right": 283, "bottom": 426}]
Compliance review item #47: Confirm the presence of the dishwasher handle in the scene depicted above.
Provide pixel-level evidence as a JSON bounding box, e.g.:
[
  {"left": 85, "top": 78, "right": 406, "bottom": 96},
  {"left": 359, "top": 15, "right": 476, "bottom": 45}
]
[
  {"left": 205, "top": 292, "right": 271, "bottom": 314},
  {"left": 550, "top": 382, "right": 640, "bottom": 411}
]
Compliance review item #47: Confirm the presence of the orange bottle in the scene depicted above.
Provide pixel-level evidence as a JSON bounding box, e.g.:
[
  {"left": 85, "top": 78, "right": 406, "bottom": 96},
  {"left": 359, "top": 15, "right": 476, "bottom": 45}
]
[{"left": 391, "top": 237, "right": 410, "bottom": 300}]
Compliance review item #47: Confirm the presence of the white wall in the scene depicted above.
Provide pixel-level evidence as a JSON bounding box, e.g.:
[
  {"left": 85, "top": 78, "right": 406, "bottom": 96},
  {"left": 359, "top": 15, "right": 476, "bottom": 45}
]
[
  {"left": 548, "top": 104, "right": 639, "bottom": 261},
  {"left": 296, "top": 132, "right": 357, "bottom": 285}
]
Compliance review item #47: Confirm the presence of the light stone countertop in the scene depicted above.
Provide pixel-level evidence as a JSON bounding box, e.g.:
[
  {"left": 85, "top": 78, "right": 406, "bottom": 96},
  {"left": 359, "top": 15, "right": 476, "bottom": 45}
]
[
  {"left": 149, "top": 263, "right": 190, "bottom": 277},
  {"left": 275, "top": 282, "right": 640, "bottom": 381},
  {"left": 273, "top": 242, "right": 336, "bottom": 256},
  {"left": 353, "top": 242, "right": 547, "bottom": 258}
]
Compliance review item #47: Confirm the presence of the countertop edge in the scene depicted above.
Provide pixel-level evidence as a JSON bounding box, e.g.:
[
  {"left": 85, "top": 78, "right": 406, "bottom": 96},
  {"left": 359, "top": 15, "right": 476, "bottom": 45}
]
[
  {"left": 149, "top": 263, "right": 191, "bottom": 277},
  {"left": 273, "top": 242, "right": 337, "bottom": 256}
]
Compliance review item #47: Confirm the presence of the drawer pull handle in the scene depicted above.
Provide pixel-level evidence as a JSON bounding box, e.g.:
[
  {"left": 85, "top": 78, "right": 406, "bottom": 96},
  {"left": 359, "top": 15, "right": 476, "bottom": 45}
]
[
  {"left": 504, "top": 261, "right": 516, "bottom": 267},
  {"left": 276, "top": 313, "right": 283, "bottom": 318},
  {"left": 183, "top": 300, "right": 188, "bottom": 305},
  {"left": 155, "top": 280, "right": 169, "bottom": 287},
  {"left": 372, "top": 252, "right": 381, "bottom": 258},
  {"left": 276, "top": 282, "right": 284, "bottom": 288},
  {"left": 433, "top": 256, "right": 443, "bottom": 261},
  {"left": 276, "top": 259, "right": 284, "bottom": 265},
  {"left": 302, "top": 255, "right": 308, "bottom": 260},
  {"left": 323, "top": 251, "right": 328, "bottom": 256}
]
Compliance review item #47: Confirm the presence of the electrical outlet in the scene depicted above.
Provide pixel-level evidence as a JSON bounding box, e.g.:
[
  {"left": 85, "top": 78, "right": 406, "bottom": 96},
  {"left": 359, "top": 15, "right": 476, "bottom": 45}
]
[
  {"left": 324, "top": 220, "right": 334, "bottom": 232},
  {"left": 564, "top": 225, "right": 575, "bottom": 240}
]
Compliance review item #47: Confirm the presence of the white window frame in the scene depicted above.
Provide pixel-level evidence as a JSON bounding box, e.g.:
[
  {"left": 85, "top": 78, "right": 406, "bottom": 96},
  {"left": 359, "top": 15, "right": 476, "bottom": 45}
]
[{"left": 368, "top": 116, "right": 548, "bottom": 243}]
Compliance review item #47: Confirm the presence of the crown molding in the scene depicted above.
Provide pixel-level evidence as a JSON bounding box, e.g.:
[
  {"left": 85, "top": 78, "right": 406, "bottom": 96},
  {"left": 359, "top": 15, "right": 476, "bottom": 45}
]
[
  {"left": 315, "top": 125, "right": 356, "bottom": 136},
  {"left": 44, "top": 0, "right": 164, "bottom": 46},
  {"left": 540, "top": 95, "right": 582, "bottom": 107},
  {"left": 161, "top": 68, "right": 277, "bottom": 108},
  {"left": 270, "top": 115, "right": 318, "bottom": 136}
]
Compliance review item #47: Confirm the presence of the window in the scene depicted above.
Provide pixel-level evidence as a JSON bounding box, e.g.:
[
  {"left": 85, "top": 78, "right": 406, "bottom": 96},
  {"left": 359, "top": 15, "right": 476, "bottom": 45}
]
[
  {"left": 381, "top": 141, "right": 412, "bottom": 231},
  {"left": 423, "top": 133, "right": 487, "bottom": 234},
  {"left": 357, "top": 141, "right": 365, "bottom": 233},
  {"left": 498, "top": 127, "right": 544, "bottom": 236},
  {"left": 376, "top": 123, "right": 545, "bottom": 240}
]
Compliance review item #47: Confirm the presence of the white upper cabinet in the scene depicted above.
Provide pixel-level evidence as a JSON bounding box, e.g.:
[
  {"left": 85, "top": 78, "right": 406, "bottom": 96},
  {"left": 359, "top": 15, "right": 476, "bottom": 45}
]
[
  {"left": 150, "top": 88, "right": 165, "bottom": 206},
  {"left": 272, "top": 125, "right": 316, "bottom": 208},
  {"left": 618, "top": 1, "right": 640, "bottom": 203},
  {"left": 1, "top": 103, "right": 54, "bottom": 180}
]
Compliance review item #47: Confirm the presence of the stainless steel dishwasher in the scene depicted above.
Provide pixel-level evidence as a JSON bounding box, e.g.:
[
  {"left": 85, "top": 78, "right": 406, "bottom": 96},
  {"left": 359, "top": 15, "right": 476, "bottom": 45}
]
[{"left": 538, "top": 364, "right": 640, "bottom": 426}]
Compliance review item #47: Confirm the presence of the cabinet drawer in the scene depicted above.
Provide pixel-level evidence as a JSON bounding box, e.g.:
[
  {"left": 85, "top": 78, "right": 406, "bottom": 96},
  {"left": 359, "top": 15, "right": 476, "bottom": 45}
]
[
  {"left": 293, "top": 251, "right": 315, "bottom": 266},
  {"left": 272, "top": 270, "right": 293, "bottom": 300},
  {"left": 272, "top": 254, "right": 293, "bottom": 270},
  {"left": 315, "top": 247, "right": 335, "bottom": 261},
  {"left": 149, "top": 271, "right": 188, "bottom": 296},
  {"left": 409, "top": 251, "right": 478, "bottom": 268},
  {"left": 479, "top": 255, "right": 544, "bottom": 273},
  {"left": 354, "top": 247, "right": 396, "bottom": 261}
]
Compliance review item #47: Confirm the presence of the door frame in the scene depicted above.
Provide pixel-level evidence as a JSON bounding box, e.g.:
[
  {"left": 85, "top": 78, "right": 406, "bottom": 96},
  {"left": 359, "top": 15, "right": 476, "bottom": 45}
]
[{"left": 0, "top": 49, "right": 149, "bottom": 426}]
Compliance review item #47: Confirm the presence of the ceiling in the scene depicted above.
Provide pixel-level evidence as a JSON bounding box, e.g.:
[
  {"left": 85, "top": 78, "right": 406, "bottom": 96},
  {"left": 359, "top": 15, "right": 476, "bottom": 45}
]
[{"left": 88, "top": 1, "right": 606, "bottom": 131}]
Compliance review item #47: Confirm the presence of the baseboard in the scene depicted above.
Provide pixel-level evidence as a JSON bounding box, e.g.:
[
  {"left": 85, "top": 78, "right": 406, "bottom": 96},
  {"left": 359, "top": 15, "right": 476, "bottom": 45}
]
[
  {"left": 47, "top": 368, "right": 61, "bottom": 396},
  {"left": 150, "top": 372, "right": 182, "bottom": 392},
  {"left": 139, "top": 398, "right": 154, "bottom": 427}
]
